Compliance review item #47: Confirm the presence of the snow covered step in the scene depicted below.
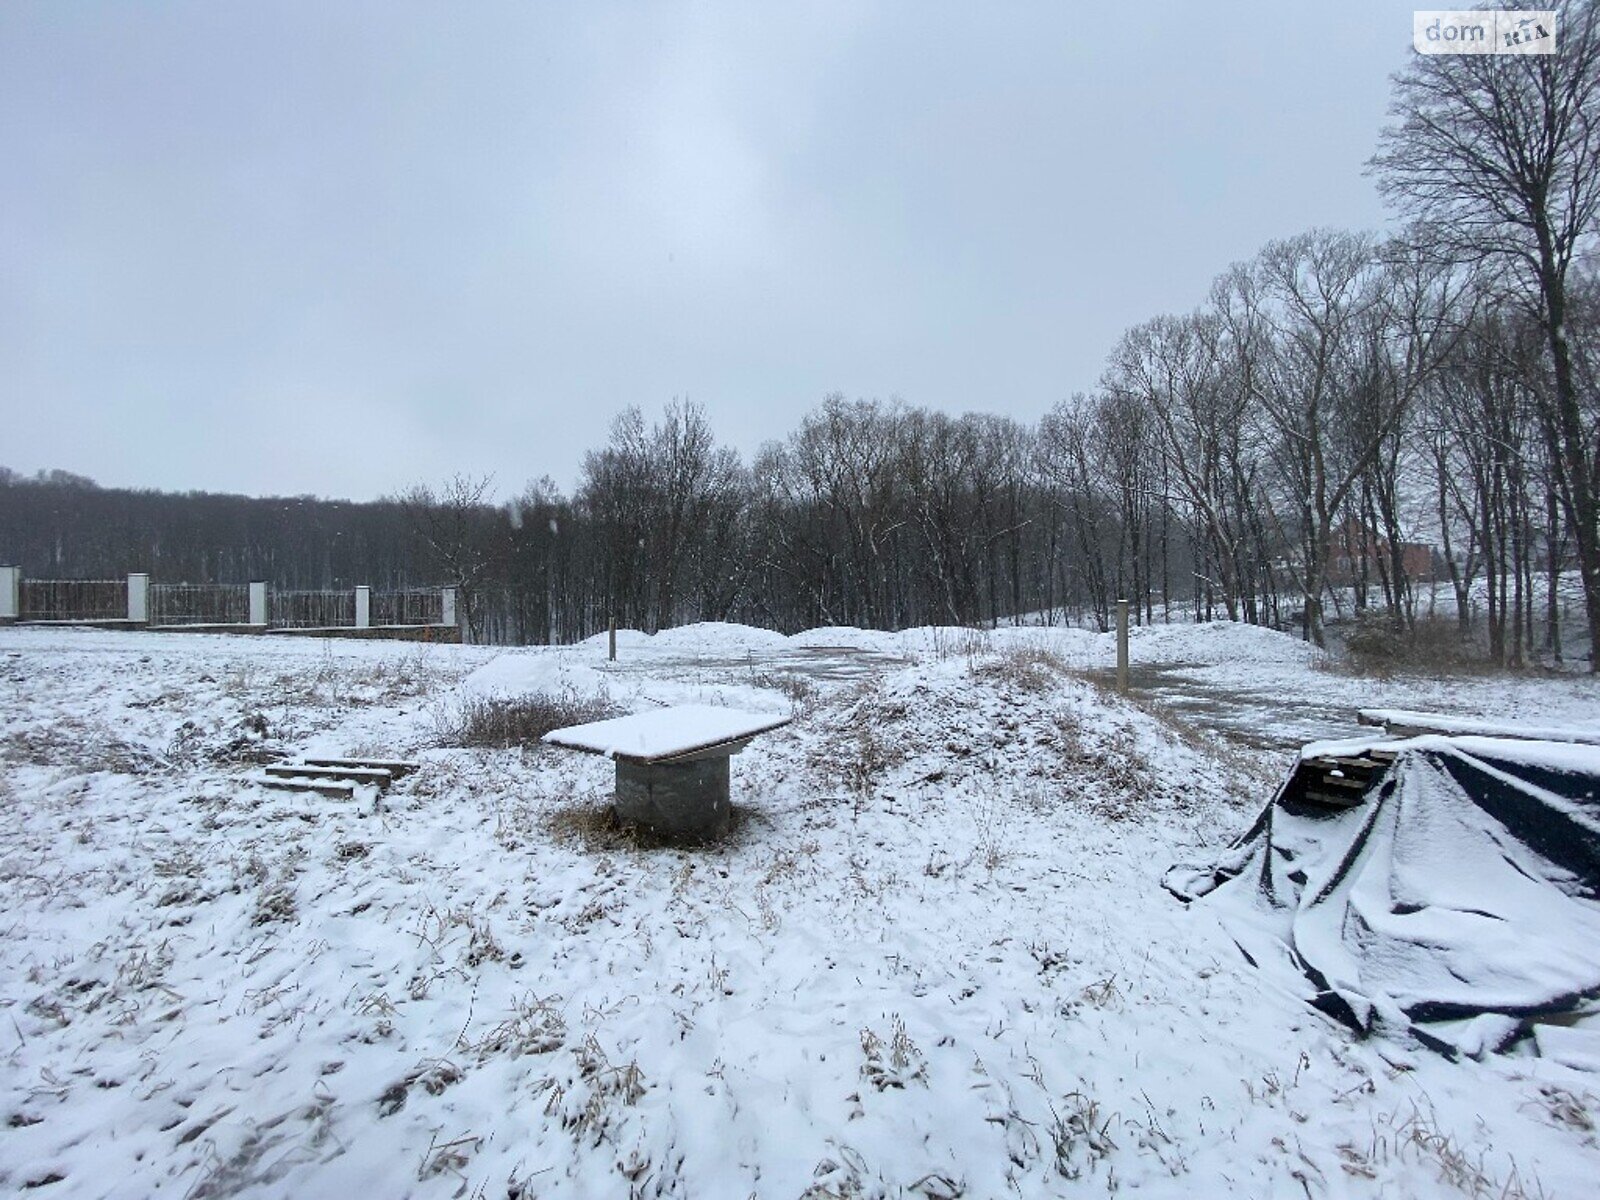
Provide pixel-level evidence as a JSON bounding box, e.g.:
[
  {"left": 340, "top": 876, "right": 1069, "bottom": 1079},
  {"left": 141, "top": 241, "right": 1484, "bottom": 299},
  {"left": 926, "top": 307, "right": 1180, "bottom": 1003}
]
[
  {"left": 302, "top": 755, "right": 420, "bottom": 779},
  {"left": 262, "top": 763, "right": 393, "bottom": 789},
  {"left": 254, "top": 774, "right": 358, "bottom": 799}
]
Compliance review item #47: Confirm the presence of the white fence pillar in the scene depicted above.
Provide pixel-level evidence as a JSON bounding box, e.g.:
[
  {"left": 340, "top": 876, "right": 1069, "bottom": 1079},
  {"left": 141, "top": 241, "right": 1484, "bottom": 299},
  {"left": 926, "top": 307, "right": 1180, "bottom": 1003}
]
[
  {"left": 441, "top": 587, "right": 457, "bottom": 628},
  {"left": 355, "top": 585, "right": 371, "bottom": 629},
  {"left": 128, "top": 573, "right": 150, "bottom": 623},
  {"left": 249, "top": 581, "right": 268, "bottom": 626},
  {"left": 0, "top": 566, "right": 19, "bottom": 621}
]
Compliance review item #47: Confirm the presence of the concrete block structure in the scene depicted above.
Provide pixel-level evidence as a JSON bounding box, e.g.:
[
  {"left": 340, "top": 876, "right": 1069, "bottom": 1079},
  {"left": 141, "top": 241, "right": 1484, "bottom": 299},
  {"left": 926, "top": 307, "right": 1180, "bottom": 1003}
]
[{"left": 543, "top": 705, "right": 791, "bottom": 843}]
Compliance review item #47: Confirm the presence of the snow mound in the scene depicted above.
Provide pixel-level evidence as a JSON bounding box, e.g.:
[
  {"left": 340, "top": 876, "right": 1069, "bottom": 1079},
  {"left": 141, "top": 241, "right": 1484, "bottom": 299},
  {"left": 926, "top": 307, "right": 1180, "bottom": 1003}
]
[
  {"left": 460, "top": 652, "right": 609, "bottom": 698},
  {"left": 785, "top": 625, "right": 902, "bottom": 650},
  {"left": 799, "top": 650, "right": 1234, "bottom": 825},
  {"left": 1130, "top": 619, "right": 1320, "bottom": 666},
  {"left": 578, "top": 627, "right": 652, "bottom": 649},
  {"left": 649, "top": 621, "right": 790, "bottom": 653}
]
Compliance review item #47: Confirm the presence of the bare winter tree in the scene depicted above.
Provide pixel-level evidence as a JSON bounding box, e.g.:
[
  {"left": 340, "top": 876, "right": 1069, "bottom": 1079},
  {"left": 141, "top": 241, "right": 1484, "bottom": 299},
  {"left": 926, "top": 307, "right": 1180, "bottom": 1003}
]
[
  {"left": 397, "top": 473, "right": 501, "bottom": 639},
  {"left": 1104, "top": 311, "right": 1262, "bottom": 621},
  {"left": 1373, "top": 0, "right": 1600, "bottom": 667},
  {"left": 1219, "top": 231, "right": 1462, "bottom": 646},
  {"left": 577, "top": 401, "right": 744, "bottom": 632}
]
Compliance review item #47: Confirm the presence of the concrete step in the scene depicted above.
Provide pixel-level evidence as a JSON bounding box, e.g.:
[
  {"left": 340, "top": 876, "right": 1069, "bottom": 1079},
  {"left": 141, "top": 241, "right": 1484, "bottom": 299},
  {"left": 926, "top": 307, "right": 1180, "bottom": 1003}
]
[
  {"left": 301, "top": 756, "right": 420, "bottom": 779},
  {"left": 254, "top": 774, "right": 357, "bottom": 799},
  {"left": 263, "top": 763, "right": 392, "bottom": 789}
]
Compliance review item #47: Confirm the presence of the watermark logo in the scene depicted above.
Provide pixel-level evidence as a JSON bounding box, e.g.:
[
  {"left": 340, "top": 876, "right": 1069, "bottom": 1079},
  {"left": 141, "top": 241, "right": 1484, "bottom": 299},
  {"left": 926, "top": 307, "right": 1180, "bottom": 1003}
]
[{"left": 1414, "top": 10, "right": 1557, "bottom": 54}]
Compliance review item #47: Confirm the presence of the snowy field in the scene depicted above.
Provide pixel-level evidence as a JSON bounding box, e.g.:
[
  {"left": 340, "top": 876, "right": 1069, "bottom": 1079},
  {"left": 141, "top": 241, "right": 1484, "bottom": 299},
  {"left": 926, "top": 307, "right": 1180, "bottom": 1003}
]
[{"left": 3, "top": 622, "right": 1599, "bottom": 1198}]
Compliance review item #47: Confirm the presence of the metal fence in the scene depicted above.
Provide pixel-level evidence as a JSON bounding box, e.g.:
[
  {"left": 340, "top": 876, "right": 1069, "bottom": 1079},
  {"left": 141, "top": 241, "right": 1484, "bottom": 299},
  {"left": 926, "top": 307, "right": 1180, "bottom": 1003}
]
[
  {"left": 372, "top": 589, "right": 444, "bottom": 626},
  {"left": 272, "top": 590, "right": 357, "bottom": 629},
  {"left": 19, "top": 579, "right": 127, "bottom": 621},
  {"left": 150, "top": 583, "right": 251, "bottom": 625},
  {"left": 6, "top": 575, "right": 453, "bottom": 634}
]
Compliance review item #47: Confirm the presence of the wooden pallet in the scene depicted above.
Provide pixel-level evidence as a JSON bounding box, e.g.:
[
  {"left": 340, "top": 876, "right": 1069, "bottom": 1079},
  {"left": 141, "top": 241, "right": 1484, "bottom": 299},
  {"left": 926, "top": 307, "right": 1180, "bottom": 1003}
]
[{"left": 1295, "top": 748, "right": 1396, "bottom": 808}]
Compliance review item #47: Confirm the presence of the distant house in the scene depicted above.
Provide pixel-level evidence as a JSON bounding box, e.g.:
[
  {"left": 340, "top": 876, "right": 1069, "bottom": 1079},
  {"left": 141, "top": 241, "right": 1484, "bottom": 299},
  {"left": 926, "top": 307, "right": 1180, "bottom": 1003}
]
[{"left": 1326, "top": 519, "right": 1435, "bottom": 585}]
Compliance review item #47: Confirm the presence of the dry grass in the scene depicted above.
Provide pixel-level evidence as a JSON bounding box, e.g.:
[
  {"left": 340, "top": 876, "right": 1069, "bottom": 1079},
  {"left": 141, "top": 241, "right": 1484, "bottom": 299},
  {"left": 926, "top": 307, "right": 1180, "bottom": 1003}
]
[
  {"left": 975, "top": 643, "right": 1071, "bottom": 693},
  {"left": 751, "top": 670, "right": 818, "bottom": 716},
  {"left": 810, "top": 681, "right": 909, "bottom": 793},
  {"left": 434, "top": 687, "right": 617, "bottom": 749},
  {"left": 167, "top": 711, "right": 283, "bottom": 766},
  {"left": 540, "top": 797, "right": 756, "bottom": 853},
  {"left": 252, "top": 647, "right": 443, "bottom": 709},
  {"left": 0, "top": 719, "right": 164, "bottom": 775},
  {"left": 859, "top": 1015, "right": 927, "bottom": 1091},
  {"left": 1333, "top": 612, "right": 1520, "bottom": 679},
  {"left": 536, "top": 1033, "right": 648, "bottom": 1148},
  {"left": 461, "top": 993, "right": 567, "bottom": 1061}
]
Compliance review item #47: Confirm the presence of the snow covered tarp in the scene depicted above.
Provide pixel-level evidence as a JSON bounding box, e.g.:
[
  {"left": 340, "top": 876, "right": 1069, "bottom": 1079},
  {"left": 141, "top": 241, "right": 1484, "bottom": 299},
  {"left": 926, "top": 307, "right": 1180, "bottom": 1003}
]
[{"left": 1167, "top": 734, "right": 1600, "bottom": 1059}]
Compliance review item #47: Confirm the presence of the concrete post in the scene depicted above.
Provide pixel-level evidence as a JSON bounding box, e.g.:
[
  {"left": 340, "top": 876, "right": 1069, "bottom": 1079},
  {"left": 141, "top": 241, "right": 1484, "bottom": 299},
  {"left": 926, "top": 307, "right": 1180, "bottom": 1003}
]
[
  {"left": 249, "top": 581, "right": 268, "bottom": 626},
  {"left": 0, "top": 566, "right": 19, "bottom": 622},
  {"left": 355, "top": 585, "right": 371, "bottom": 629},
  {"left": 441, "top": 587, "right": 457, "bottom": 628},
  {"left": 128, "top": 573, "right": 150, "bottom": 623},
  {"left": 1116, "top": 598, "right": 1130, "bottom": 692},
  {"left": 609, "top": 616, "right": 617, "bottom": 662}
]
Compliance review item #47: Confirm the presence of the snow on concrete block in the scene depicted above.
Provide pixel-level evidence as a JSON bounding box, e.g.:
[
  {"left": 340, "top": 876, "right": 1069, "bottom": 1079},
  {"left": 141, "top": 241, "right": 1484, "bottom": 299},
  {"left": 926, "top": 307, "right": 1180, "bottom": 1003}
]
[{"left": 543, "top": 704, "right": 790, "bottom": 763}]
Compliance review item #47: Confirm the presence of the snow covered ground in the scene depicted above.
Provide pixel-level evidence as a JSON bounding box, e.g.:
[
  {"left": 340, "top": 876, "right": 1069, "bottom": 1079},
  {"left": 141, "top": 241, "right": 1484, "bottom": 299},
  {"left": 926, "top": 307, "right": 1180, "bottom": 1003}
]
[{"left": 2, "top": 622, "right": 1598, "bottom": 1198}]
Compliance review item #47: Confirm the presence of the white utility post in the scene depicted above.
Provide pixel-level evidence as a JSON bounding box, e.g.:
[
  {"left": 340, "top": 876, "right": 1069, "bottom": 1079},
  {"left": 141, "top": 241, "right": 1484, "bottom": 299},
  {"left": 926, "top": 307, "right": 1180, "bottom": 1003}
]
[
  {"left": 355, "top": 586, "right": 371, "bottom": 629},
  {"left": 128, "top": 573, "right": 150, "bottom": 623},
  {"left": 441, "top": 587, "right": 457, "bottom": 628},
  {"left": 248, "top": 581, "right": 268, "bottom": 626},
  {"left": 1116, "top": 598, "right": 1130, "bottom": 692},
  {"left": 0, "top": 566, "right": 19, "bottom": 621}
]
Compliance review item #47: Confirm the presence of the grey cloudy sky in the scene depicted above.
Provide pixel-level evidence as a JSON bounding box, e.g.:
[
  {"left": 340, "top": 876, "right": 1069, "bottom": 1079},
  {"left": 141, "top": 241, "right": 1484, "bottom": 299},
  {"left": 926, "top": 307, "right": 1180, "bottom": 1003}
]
[{"left": 3, "top": 1, "right": 1423, "bottom": 502}]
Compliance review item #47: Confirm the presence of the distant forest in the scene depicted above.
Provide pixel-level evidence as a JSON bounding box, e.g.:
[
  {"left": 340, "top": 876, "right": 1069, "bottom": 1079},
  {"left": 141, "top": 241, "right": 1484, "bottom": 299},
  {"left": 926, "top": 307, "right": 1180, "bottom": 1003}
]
[
  {"left": 1, "top": 239, "right": 1595, "bottom": 662},
  {"left": 5, "top": 17, "right": 1600, "bottom": 667}
]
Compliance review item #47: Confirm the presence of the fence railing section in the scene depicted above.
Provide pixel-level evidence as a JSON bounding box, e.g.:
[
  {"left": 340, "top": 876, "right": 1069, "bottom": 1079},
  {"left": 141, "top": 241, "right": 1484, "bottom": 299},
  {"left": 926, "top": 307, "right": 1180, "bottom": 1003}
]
[
  {"left": 371, "top": 589, "right": 445, "bottom": 626},
  {"left": 272, "top": 590, "right": 358, "bottom": 629},
  {"left": 20, "top": 579, "right": 127, "bottom": 621},
  {"left": 1, "top": 571, "right": 457, "bottom": 634},
  {"left": 150, "top": 583, "right": 251, "bottom": 626}
]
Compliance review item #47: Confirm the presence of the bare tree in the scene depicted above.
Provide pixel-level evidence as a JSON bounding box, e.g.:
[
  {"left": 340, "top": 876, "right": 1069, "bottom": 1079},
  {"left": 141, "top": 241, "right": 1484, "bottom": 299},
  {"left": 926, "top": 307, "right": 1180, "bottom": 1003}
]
[
  {"left": 398, "top": 473, "right": 500, "bottom": 639},
  {"left": 1373, "top": 0, "right": 1600, "bottom": 666}
]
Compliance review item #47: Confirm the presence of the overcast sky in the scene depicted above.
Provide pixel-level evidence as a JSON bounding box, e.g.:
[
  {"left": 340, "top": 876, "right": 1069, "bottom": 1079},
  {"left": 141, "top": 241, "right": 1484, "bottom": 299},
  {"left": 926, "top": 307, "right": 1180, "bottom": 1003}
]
[{"left": 2, "top": 2, "right": 1425, "bottom": 502}]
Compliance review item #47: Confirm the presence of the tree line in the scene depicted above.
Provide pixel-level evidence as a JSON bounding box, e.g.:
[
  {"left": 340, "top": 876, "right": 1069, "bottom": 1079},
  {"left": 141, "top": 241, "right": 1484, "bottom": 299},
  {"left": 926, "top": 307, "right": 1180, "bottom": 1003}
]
[{"left": 3, "top": 2, "right": 1597, "bottom": 666}]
